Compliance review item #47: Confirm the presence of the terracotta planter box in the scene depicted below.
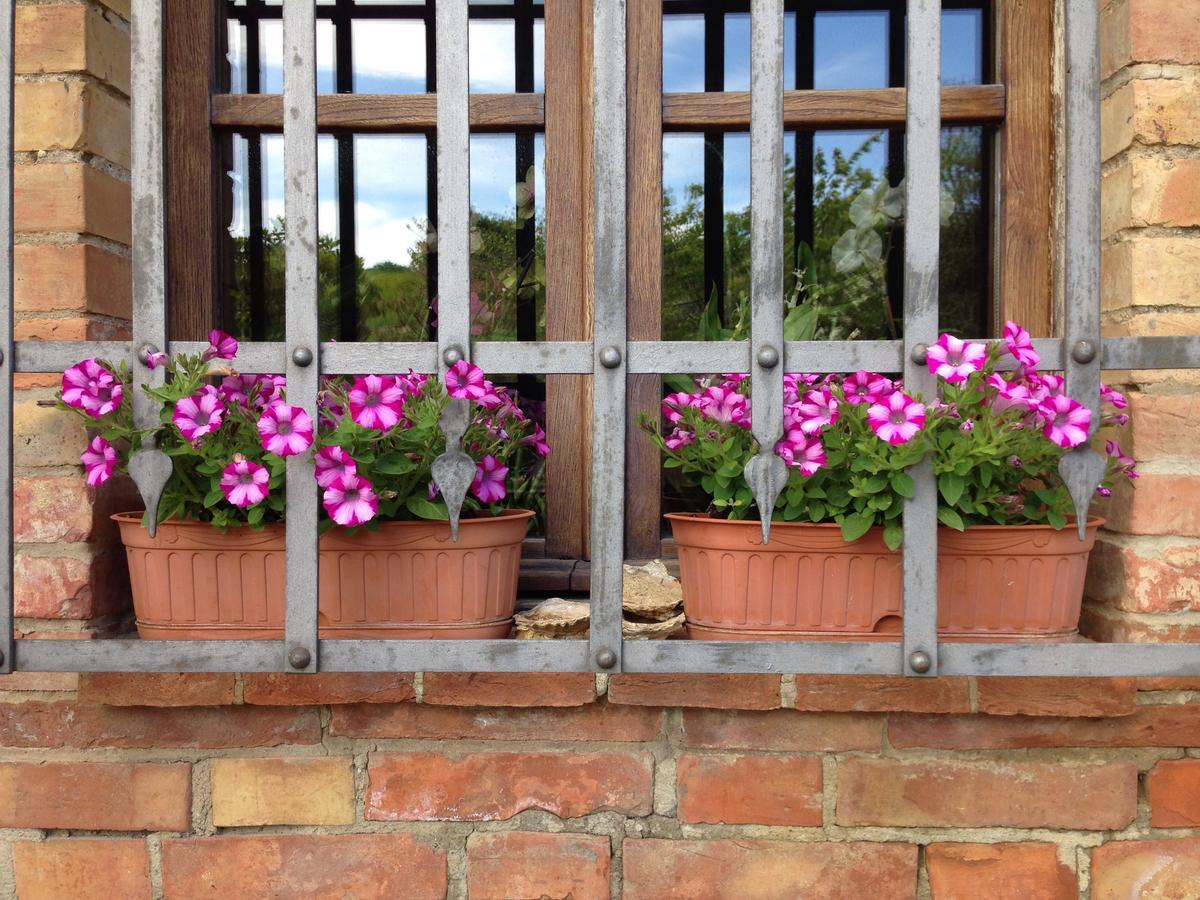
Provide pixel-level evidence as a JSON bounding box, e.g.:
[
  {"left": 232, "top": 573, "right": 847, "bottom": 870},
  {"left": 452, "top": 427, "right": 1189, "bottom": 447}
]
[
  {"left": 667, "top": 512, "right": 1102, "bottom": 641},
  {"left": 114, "top": 510, "right": 533, "bottom": 640}
]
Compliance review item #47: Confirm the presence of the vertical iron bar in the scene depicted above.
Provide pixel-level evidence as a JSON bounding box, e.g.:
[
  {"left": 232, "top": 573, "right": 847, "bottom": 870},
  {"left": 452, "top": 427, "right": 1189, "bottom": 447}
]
[
  {"left": 589, "top": 0, "right": 627, "bottom": 674},
  {"left": 0, "top": 0, "right": 14, "bottom": 673},
  {"left": 1057, "top": 0, "right": 1107, "bottom": 537},
  {"left": 283, "top": 0, "right": 320, "bottom": 673},
  {"left": 901, "top": 0, "right": 941, "bottom": 676},
  {"left": 431, "top": 0, "right": 477, "bottom": 540},
  {"left": 743, "top": 0, "right": 787, "bottom": 544}
]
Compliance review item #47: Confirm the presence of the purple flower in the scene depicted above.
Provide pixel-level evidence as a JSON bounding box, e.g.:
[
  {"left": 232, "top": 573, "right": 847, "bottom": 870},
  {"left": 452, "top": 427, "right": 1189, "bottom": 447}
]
[
  {"left": 202, "top": 329, "right": 239, "bottom": 362},
  {"left": 173, "top": 390, "right": 225, "bottom": 443},
  {"left": 314, "top": 446, "right": 357, "bottom": 489},
  {"left": 775, "top": 430, "right": 826, "bottom": 475},
  {"left": 664, "top": 428, "right": 695, "bottom": 450},
  {"left": 1003, "top": 321, "right": 1040, "bottom": 369},
  {"left": 348, "top": 375, "right": 405, "bottom": 431},
  {"left": 926, "top": 333, "right": 987, "bottom": 384},
  {"left": 445, "top": 360, "right": 489, "bottom": 401},
  {"left": 80, "top": 436, "right": 116, "bottom": 487},
  {"left": 520, "top": 423, "right": 551, "bottom": 457},
  {"left": 698, "top": 386, "right": 750, "bottom": 428},
  {"left": 220, "top": 458, "right": 269, "bottom": 508},
  {"left": 1039, "top": 394, "right": 1091, "bottom": 449},
  {"left": 1105, "top": 439, "right": 1139, "bottom": 480},
  {"left": 471, "top": 454, "right": 509, "bottom": 503},
  {"left": 61, "top": 358, "right": 123, "bottom": 419},
  {"left": 323, "top": 473, "right": 378, "bottom": 526},
  {"left": 843, "top": 371, "right": 892, "bottom": 405},
  {"left": 257, "top": 403, "right": 314, "bottom": 457},
  {"left": 867, "top": 390, "right": 926, "bottom": 446},
  {"left": 795, "top": 389, "right": 839, "bottom": 435}
]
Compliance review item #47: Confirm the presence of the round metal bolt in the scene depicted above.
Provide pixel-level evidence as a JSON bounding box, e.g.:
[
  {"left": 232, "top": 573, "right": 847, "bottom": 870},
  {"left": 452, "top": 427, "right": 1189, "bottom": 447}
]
[
  {"left": 756, "top": 344, "right": 780, "bottom": 369},
  {"left": 291, "top": 345, "right": 314, "bottom": 368},
  {"left": 595, "top": 648, "right": 618, "bottom": 669},
  {"left": 442, "top": 345, "right": 465, "bottom": 367},
  {"left": 908, "top": 650, "right": 932, "bottom": 674},
  {"left": 599, "top": 346, "right": 623, "bottom": 369},
  {"left": 0, "top": 348, "right": 5, "bottom": 367},
  {"left": 287, "top": 646, "right": 312, "bottom": 670},
  {"left": 137, "top": 343, "right": 161, "bottom": 367},
  {"left": 0, "top": 650, "right": 5, "bottom": 668},
  {"left": 910, "top": 343, "right": 929, "bottom": 366},
  {"left": 1071, "top": 340, "right": 1097, "bottom": 365}
]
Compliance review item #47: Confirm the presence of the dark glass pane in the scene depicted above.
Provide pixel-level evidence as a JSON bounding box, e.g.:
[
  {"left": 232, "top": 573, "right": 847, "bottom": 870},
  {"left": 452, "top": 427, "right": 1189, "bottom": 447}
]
[
  {"left": 938, "top": 126, "right": 988, "bottom": 337},
  {"left": 662, "top": 133, "right": 705, "bottom": 340}
]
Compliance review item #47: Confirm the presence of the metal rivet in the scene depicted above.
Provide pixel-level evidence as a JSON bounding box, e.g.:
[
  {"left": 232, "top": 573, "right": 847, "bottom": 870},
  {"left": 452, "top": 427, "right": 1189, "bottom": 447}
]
[
  {"left": 756, "top": 344, "right": 780, "bottom": 369},
  {"left": 910, "top": 343, "right": 929, "bottom": 366},
  {"left": 595, "top": 648, "right": 618, "bottom": 669},
  {"left": 291, "top": 346, "right": 314, "bottom": 368},
  {"left": 442, "top": 345, "right": 465, "bottom": 367},
  {"left": 0, "top": 348, "right": 5, "bottom": 367},
  {"left": 1071, "top": 340, "right": 1097, "bottom": 365},
  {"left": 599, "top": 346, "right": 623, "bottom": 369},
  {"left": 0, "top": 649, "right": 5, "bottom": 667},
  {"left": 908, "top": 650, "right": 932, "bottom": 674},
  {"left": 287, "top": 646, "right": 312, "bottom": 670},
  {"left": 137, "top": 343, "right": 160, "bottom": 367}
]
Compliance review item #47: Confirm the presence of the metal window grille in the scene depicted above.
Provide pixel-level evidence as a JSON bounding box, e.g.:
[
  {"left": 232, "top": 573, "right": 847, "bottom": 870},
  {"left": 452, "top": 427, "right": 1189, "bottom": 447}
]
[{"left": 3, "top": 0, "right": 1200, "bottom": 677}]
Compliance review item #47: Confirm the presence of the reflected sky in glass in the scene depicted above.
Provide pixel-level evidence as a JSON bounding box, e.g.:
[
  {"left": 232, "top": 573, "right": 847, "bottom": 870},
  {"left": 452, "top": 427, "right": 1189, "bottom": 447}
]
[{"left": 352, "top": 20, "right": 426, "bottom": 93}]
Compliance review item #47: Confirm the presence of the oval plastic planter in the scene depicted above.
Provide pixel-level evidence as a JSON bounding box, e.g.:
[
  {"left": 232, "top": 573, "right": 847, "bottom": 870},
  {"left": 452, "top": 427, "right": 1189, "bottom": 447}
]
[
  {"left": 667, "top": 512, "right": 1102, "bottom": 642},
  {"left": 114, "top": 509, "right": 533, "bottom": 639}
]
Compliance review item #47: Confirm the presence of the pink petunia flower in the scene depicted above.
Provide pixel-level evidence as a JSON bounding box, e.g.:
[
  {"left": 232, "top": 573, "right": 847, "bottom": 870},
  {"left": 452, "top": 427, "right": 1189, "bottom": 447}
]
[
  {"left": 61, "top": 358, "right": 123, "bottom": 419},
  {"left": 80, "top": 436, "right": 116, "bottom": 487},
  {"left": 219, "top": 458, "right": 270, "bottom": 508},
  {"left": 348, "top": 375, "right": 406, "bottom": 431},
  {"left": 698, "top": 386, "right": 750, "bottom": 428},
  {"left": 202, "top": 329, "right": 239, "bottom": 362},
  {"left": 795, "top": 389, "right": 839, "bottom": 435},
  {"left": 257, "top": 403, "right": 314, "bottom": 457},
  {"left": 775, "top": 430, "right": 826, "bottom": 475},
  {"left": 867, "top": 390, "right": 927, "bottom": 446},
  {"left": 842, "top": 371, "right": 892, "bottom": 405},
  {"left": 664, "top": 428, "right": 695, "bottom": 450},
  {"left": 1105, "top": 439, "right": 1139, "bottom": 480},
  {"left": 474, "top": 380, "right": 505, "bottom": 410},
  {"left": 1003, "top": 321, "right": 1040, "bottom": 369},
  {"left": 445, "top": 360, "right": 489, "bottom": 401},
  {"left": 144, "top": 350, "right": 169, "bottom": 370},
  {"left": 1101, "top": 383, "right": 1128, "bottom": 410},
  {"left": 987, "top": 374, "right": 1034, "bottom": 414},
  {"left": 173, "top": 390, "right": 225, "bottom": 443},
  {"left": 520, "top": 423, "right": 551, "bottom": 457},
  {"left": 323, "top": 473, "right": 379, "bottom": 526},
  {"left": 314, "top": 446, "right": 358, "bottom": 489},
  {"left": 662, "top": 392, "right": 697, "bottom": 424},
  {"left": 1038, "top": 394, "right": 1091, "bottom": 449},
  {"left": 471, "top": 454, "right": 509, "bottom": 504},
  {"left": 926, "top": 333, "right": 987, "bottom": 384}
]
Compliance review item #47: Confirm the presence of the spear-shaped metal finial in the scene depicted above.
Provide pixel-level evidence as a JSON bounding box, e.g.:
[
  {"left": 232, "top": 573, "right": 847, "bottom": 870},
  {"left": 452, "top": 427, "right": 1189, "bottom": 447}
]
[
  {"left": 1058, "top": 446, "right": 1108, "bottom": 541},
  {"left": 432, "top": 397, "right": 475, "bottom": 541}
]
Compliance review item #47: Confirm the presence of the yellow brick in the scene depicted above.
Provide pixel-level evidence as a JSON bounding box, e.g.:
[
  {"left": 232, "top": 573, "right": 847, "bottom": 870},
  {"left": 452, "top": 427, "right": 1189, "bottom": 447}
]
[
  {"left": 16, "top": 5, "right": 130, "bottom": 95},
  {"left": 14, "top": 163, "right": 131, "bottom": 244},
  {"left": 1103, "top": 0, "right": 1200, "bottom": 76},
  {"left": 1102, "top": 156, "right": 1200, "bottom": 235},
  {"left": 210, "top": 758, "right": 355, "bottom": 827},
  {"left": 15, "top": 244, "right": 131, "bottom": 318},
  {"left": 1103, "top": 77, "right": 1200, "bottom": 161}
]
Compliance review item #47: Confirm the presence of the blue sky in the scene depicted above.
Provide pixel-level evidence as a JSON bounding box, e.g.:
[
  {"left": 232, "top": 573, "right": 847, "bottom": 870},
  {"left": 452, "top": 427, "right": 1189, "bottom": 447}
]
[{"left": 229, "top": 8, "right": 982, "bottom": 267}]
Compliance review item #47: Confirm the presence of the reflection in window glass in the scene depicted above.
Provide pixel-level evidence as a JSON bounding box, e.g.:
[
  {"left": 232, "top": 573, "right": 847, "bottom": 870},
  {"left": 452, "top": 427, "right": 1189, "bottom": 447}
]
[
  {"left": 226, "top": 21, "right": 247, "bottom": 93},
  {"left": 814, "top": 11, "right": 888, "bottom": 90},
  {"left": 662, "top": 134, "right": 705, "bottom": 339},
  {"left": 939, "top": 127, "right": 987, "bottom": 337},
  {"left": 725, "top": 13, "right": 796, "bottom": 92},
  {"left": 470, "top": 20, "right": 516, "bottom": 93},
  {"left": 258, "top": 19, "right": 336, "bottom": 94},
  {"left": 353, "top": 20, "right": 426, "bottom": 93},
  {"left": 943, "top": 10, "right": 984, "bottom": 85},
  {"left": 663, "top": 16, "right": 704, "bottom": 93}
]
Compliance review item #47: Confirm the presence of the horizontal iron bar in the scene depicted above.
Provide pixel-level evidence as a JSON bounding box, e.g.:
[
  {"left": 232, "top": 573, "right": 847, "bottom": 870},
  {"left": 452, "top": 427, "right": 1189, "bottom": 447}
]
[
  {"left": 13, "top": 636, "right": 1199, "bottom": 676},
  {"left": 14, "top": 336, "right": 1200, "bottom": 377}
]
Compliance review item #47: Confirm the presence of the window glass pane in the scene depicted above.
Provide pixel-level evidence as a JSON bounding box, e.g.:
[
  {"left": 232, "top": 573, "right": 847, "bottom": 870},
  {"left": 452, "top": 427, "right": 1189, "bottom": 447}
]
[
  {"left": 259, "top": 19, "right": 336, "bottom": 94},
  {"left": 662, "top": 133, "right": 704, "bottom": 340},
  {"left": 470, "top": 19, "right": 515, "bottom": 93},
  {"left": 352, "top": 20, "right": 426, "bottom": 93},
  {"left": 724, "top": 12, "right": 796, "bottom": 92},
  {"left": 943, "top": 9, "right": 984, "bottom": 85},
  {"left": 939, "top": 126, "right": 988, "bottom": 336},
  {"left": 814, "top": 11, "right": 888, "bottom": 90},
  {"left": 663, "top": 15, "right": 703, "bottom": 93},
  {"left": 533, "top": 18, "right": 545, "bottom": 93},
  {"left": 226, "top": 20, "right": 247, "bottom": 93}
]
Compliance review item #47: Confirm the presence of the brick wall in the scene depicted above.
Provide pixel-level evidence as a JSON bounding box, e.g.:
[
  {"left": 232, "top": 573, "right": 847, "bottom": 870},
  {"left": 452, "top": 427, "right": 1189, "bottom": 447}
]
[{"left": 5, "top": 0, "right": 1200, "bottom": 897}]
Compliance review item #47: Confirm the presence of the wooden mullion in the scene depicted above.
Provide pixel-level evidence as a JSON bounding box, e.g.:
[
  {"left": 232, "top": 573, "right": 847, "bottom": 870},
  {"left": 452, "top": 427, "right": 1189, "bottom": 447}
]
[
  {"left": 211, "top": 93, "right": 546, "bottom": 132},
  {"left": 624, "top": 0, "right": 663, "bottom": 561},
  {"left": 543, "top": 0, "right": 592, "bottom": 560}
]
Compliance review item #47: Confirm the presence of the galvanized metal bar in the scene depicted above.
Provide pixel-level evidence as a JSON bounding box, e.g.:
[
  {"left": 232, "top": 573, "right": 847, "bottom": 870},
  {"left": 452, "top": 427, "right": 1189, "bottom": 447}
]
[
  {"left": 126, "top": 0, "right": 172, "bottom": 538},
  {"left": 900, "top": 0, "right": 942, "bottom": 677},
  {"left": 431, "top": 0, "right": 476, "bottom": 542},
  {"left": 282, "top": 0, "right": 320, "bottom": 674},
  {"left": 0, "top": 0, "right": 14, "bottom": 673},
  {"left": 742, "top": 0, "right": 788, "bottom": 544},
  {"left": 1058, "top": 0, "right": 1108, "bottom": 541},
  {"left": 588, "top": 0, "right": 628, "bottom": 674}
]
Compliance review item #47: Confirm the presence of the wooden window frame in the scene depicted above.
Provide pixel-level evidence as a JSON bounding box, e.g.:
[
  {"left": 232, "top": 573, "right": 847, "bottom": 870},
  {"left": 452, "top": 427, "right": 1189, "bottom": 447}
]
[{"left": 164, "top": 0, "right": 1053, "bottom": 578}]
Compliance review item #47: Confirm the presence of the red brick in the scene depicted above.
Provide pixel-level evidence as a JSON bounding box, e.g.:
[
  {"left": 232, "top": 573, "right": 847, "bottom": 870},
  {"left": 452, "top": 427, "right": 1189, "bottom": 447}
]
[
  {"left": 12, "top": 840, "right": 151, "bottom": 900},
  {"left": 13, "top": 475, "right": 100, "bottom": 543},
  {"left": 15, "top": 5, "right": 130, "bottom": 93},
  {"left": 367, "top": 750, "right": 653, "bottom": 821},
  {"left": 975, "top": 677, "right": 1138, "bottom": 717},
  {"left": 683, "top": 709, "right": 882, "bottom": 752},
  {"left": 14, "top": 243, "right": 131, "bottom": 318},
  {"left": 1086, "top": 538, "right": 1200, "bottom": 613},
  {"left": 926, "top": 843, "right": 1075, "bottom": 900},
  {"left": 1123, "top": 391, "right": 1200, "bottom": 461},
  {"left": 13, "top": 550, "right": 130, "bottom": 619},
  {"left": 0, "top": 701, "right": 320, "bottom": 749},
  {"left": 331, "top": 700, "right": 663, "bottom": 742},
  {"left": 423, "top": 672, "right": 596, "bottom": 706},
  {"left": 676, "top": 753, "right": 822, "bottom": 826},
  {"left": 608, "top": 674, "right": 781, "bottom": 709},
  {"left": 242, "top": 672, "right": 415, "bottom": 705},
  {"left": 1104, "top": 473, "right": 1200, "bottom": 537},
  {"left": 836, "top": 758, "right": 1136, "bottom": 829},
  {"left": 1091, "top": 839, "right": 1200, "bottom": 900},
  {"left": 161, "top": 834, "right": 447, "bottom": 900},
  {"left": 622, "top": 839, "right": 918, "bottom": 900},
  {"left": 1147, "top": 760, "right": 1200, "bottom": 827},
  {"left": 467, "top": 832, "right": 610, "bottom": 900},
  {"left": 1137, "top": 677, "right": 1200, "bottom": 691},
  {"left": 791, "top": 675, "right": 970, "bottom": 713},
  {"left": 0, "top": 761, "right": 190, "bottom": 831},
  {"left": 889, "top": 705, "right": 1200, "bottom": 749},
  {"left": 78, "top": 673, "right": 236, "bottom": 707},
  {"left": 14, "top": 163, "right": 131, "bottom": 244},
  {"left": 0, "top": 670, "right": 78, "bottom": 692},
  {"left": 13, "top": 315, "right": 131, "bottom": 342},
  {"left": 1081, "top": 603, "right": 1200, "bottom": 643},
  {"left": 1124, "top": 0, "right": 1200, "bottom": 67}
]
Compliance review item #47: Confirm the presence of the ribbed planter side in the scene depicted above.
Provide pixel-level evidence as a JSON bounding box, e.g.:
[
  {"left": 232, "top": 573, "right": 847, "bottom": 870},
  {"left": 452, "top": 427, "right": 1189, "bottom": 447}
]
[
  {"left": 115, "top": 510, "right": 532, "bottom": 639},
  {"left": 668, "top": 513, "right": 1102, "bottom": 641}
]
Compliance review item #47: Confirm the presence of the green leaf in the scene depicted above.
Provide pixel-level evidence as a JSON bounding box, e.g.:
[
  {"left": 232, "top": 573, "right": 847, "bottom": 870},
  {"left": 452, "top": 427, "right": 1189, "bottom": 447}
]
[
  {"left": 890, "top": 471, "right": 915, "bottom": 498},
  {"left": 938, "top": 472, "right": 965, "bottom": 507},
  {"left": 839, "top": 511, "right": 875, "bottom": 543},
  {"left": 1046, "top": 509, "right": 1067, "bottom": 531},
  {"left": 405, "top": 496, "right": 449, "bottom": 520},
  {"left": 937, "top": 507, "right": 966, "bottom": 531},
  {"left": 375, "top": 452, "right": 417, "bottom": 476},
  {"left": 883, "top": 522, "right": 904, "bottom": 551},
  {"left": 203, "top": 487, "right": 224, "bottom": 509},
  {"left": 247, "top": 505, "right": 265, "bottom": 526}
]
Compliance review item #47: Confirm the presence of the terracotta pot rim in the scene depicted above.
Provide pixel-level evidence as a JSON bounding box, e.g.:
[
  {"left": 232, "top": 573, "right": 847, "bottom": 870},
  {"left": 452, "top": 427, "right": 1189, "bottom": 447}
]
[
  {"left": 665, "top": 511, "right": 1105, "bottom": 531},
  {"left": 112, "top": 508, "right": 535, "bottom": 529}
]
